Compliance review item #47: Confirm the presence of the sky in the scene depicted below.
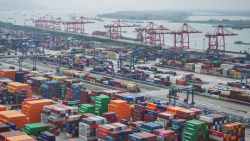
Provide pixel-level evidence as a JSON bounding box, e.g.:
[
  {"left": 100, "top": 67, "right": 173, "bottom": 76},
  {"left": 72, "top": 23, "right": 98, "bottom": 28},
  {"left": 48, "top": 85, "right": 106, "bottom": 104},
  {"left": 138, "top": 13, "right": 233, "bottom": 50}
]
[{"left": 33, "top": 0, "right": 250, "bottom": 12}]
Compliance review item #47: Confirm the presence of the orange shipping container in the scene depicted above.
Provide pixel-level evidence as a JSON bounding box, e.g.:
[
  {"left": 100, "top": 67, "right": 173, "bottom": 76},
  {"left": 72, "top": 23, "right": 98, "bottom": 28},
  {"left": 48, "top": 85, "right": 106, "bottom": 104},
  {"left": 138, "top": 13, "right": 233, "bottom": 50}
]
[
  {"left": 6, "top": 135, "right": 36, "bottom": 141},
  {"left": 224, "top": 122, "right": 243, "bottom": 130},
  {"left": 7, "top": 82, "right": 32, "bottom": 99},
  {"left": 108, "top": 100, "right": 131, "bottom": 121},
  {"left": 0, "top": 110, "right": 28, "bottom": 129},
  {"left": 0, "top": 69, "right": 16, "bottom": 81},
  {"left": 167, "top": 106, "right": 185, "bottom": 115},
  {"left": 22, "top": 99, "right": 53, "bottom": 123},
  {"left": 0, "top": 105, "right": 7, "bottom": 111},
  {"left": 145, "top": 103, "right": 156, "bottom": 111}
]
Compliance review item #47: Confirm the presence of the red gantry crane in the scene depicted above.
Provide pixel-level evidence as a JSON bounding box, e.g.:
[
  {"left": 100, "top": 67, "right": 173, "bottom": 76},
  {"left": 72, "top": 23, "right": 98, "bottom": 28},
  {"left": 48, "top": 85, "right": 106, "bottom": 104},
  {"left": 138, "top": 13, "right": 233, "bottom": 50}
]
[
  {"left": 63, "top": 17, "right": 94, "bottom": 34},
  {"left": 169, "top": 23, "right": 202, "bottom": 49},
  {"left": 34, "top": 15, "right": 62, "bottom": 31},
  {"left": 34, "top": 15, "right": 52, "bottom": 29},
  {"left": 51, "top": 17, "right": 62, "bottom": 31},
  {"left": 104, "top": 20, "right": 135, "bottom": 39},
  {"left": 136, "top": 22, "right": 170, "bottom": 46},
  {"left": 205, "top": 25, "right": 238, "bottom": 51}
]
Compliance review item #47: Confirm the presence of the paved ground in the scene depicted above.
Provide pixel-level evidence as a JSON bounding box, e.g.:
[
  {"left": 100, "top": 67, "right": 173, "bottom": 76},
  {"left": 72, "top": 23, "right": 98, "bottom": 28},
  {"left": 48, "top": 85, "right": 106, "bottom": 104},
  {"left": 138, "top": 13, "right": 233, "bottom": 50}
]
[
  {"left": 1, "top": 57, "right": 250, "bottom": 117},
  {"left": 137, "top": 89, "right": 250, "bottom": 117}
]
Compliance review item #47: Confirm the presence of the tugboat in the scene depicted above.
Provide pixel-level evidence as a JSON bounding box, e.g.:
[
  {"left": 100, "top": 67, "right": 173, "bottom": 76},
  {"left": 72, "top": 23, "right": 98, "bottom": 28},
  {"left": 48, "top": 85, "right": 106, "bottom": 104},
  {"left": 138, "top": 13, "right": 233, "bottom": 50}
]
[{"left": 234, "top": 41, "right": 250, "bottom": 45}]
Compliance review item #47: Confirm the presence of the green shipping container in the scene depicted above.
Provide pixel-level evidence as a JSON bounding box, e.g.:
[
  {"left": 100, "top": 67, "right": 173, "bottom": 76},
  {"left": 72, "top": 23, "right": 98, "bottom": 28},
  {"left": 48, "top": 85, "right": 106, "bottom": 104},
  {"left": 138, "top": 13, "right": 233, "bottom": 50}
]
[
  {"left": 94, "top": 94, "right": 110, "bottom": 116},
  {"left": 182, "top": 120, "right": 208, "bottom": 141},
  {"left": 23, "top": 123, "right": 51, "bottom": 136},
  {"left": 78, "top": 104, "right": 95, "bottom": 114}
]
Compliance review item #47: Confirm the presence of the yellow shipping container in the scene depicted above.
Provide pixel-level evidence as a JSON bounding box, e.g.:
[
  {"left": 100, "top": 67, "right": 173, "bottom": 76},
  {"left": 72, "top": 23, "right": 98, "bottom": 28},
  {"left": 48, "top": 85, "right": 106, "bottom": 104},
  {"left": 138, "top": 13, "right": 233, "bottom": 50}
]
[
  {"left": 52, "top": 76, "right": 68, "bottom": 82},
  {"left": 236, "top": 72, "right": 241, "bottom": 79}
]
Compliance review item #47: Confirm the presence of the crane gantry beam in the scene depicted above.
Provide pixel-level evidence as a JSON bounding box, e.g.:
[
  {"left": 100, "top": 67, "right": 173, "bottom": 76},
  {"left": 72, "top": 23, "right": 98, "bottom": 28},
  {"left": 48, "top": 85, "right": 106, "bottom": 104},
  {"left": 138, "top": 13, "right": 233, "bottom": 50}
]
[
  {"left": 168, "top": 23, "right": 202, "bottom": 49},
  {"left": 104, "top": 20, "right": 136, "bottom": 39},
  {"left": 136, "top": 22, "right": 171, "bottom": 46},
  {"left": 205, "top": 25, "right": 238, "bottom": 51},
  {"left": 63, "top": 17, "right": 94, "bottom": 34}
]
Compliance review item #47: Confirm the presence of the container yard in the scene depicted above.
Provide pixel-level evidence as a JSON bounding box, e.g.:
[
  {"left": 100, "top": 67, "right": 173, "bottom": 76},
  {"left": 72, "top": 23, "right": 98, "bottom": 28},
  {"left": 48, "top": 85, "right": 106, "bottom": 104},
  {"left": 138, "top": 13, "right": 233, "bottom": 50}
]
[{"left": 0, "top": 1, "right": 250, "bottom": 140}]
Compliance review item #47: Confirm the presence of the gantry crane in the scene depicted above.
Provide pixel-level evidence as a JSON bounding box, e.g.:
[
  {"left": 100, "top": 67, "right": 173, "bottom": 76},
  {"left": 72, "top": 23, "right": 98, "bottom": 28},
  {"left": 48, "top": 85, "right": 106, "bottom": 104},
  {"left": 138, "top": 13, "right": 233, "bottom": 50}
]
[
  {"left": 63, "top": 17, "right": 94, "bottom": 34},
  {"left": 136, "top": 22, "right": 170, "bottom": 46},
  {"left": 51, "top": 17, "right": 62, "bottom": 31},
  {"left": 34, "top": 15, "right": 53, "bottom": 29},
  {"left": 104, "top": 20, "right": 136, "bottom": 39},
  {"left": 35, "top": 16, "right": 62, "bottom": 30},
  {"left": 205, "top": 25, "right": 238, "bottom": 51},
  {"left": 168, "top": 87, "right": 195, "bottom": 108},
  {"left": 0, "top": 54, "right": 48, "bottom": 71},
  {"left": 169, "top": 23, "right": 202, "bottom": 49}
]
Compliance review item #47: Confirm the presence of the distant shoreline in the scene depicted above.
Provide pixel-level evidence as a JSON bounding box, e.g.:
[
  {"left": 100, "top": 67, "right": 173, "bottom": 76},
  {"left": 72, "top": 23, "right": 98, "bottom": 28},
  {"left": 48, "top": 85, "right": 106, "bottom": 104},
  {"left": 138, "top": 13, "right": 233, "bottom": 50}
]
[{"left": 98, "top": 11, "right": 250, "bottom": 29}]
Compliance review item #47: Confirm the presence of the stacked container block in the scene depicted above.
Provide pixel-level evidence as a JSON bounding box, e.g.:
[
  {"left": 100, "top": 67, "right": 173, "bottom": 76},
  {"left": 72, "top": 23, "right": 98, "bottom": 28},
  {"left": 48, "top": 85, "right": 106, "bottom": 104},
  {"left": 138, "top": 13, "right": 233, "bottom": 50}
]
[
  {"left": 98, "top": 122, "right": 130, "bottom": 140},
  {"left": 22, "top": 98, "right": 53, "bottom": 123},
  {"left": 78, "top": 104, "right": 95, "bottom": 114},
  {"left": 23, "top": 123, "right": 51, "bottom": 136},
  {"left": 40, "top": 81, "right": 61, "bottom": 99},
  {"left": 40, "top": 104, "right": 78, "bottom": 135},
  {"left": 0, "top": 110, "right": 28, "bottom": 129},
  {"left": 131, "top": 104, "right": 145, "bottom": 122},
  {"left": 182, "top": 120, "right": 208, "bottom": 141},
  {"left": 79, "top": 115, "right": 107, "bottom": 140},
  {"left": 0, "top": 69, "right": 16, "bottom": 81},
  {"left": 128, "top": 132, "right": 157, "bottom": 141},
  {"left": 200, "top": 114, "right": 228, "bottom": 132},
  {"left": 64, "top": 115, "right": 81, "bottom": 137},
  {"left": 157, "top": 112, "right": 174, "bottom": 129},
  {"left": 72, "top": 83, "right": 84, "bottom": 100},
  {"left": 108, "top": 100, "right": 131, "bottom": 121},
  {"left": 153, "top": 129, "right": 178, "bottom": 141},
  {"left": 102, "top": 112, "right": 117, "bottom": 123},
  {"left": 138, "top": 122, "right": 163, "bottom": 133},
  {"left": 94, "top": 94, "right": 110, "bottom": 116},
  {"left": 223, "top": 122, "right": 245, "bottom": 141},
  {"left": 0, "top": 82, "right": 32, "bottom": 104}
]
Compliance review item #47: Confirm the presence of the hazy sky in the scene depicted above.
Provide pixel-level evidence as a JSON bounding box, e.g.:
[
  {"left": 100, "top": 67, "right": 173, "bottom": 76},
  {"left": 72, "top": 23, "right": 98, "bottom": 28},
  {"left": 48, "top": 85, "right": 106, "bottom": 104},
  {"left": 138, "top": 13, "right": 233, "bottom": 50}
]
[{"left": 33, "top": 0, "right": 250, "bottom": 12}]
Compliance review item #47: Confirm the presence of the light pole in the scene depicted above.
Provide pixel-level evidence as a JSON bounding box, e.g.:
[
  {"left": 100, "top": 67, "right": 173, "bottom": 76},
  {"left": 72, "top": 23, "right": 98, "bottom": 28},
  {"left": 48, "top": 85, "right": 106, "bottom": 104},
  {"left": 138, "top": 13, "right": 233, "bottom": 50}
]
[{"left": 203, "top": 38, "right": 205, "bottom": 55}]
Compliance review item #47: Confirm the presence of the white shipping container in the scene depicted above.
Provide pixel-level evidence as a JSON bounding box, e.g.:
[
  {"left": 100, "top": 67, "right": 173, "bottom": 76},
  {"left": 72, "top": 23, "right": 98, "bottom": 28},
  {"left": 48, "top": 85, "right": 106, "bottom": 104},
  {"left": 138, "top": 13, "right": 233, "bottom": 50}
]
[
  {"left": 159, "top": 74, "right": 168, "bottom": 79},
  {"left": 26, "top": 80, "right": 33, "bottom": 84},
  {"left": 103, "top": 80, "right": 109, "bottom": 85},
  {"left": 89, "top": 116, "right": 107, "bottom": 124},
  {"left": 244, "top": 61, "right": 250, "bottom": 64},
  {"left": 221, "top": 64, "right": 234, "bottom": 70},
  {"left": 195, "top": 67, "right": 201, "bottom": 73},
  {"left": 223, "top": 69, "right": 228, "bottom": 77},
  {"left": 209, "top": 134, "right": 224, "bottom": 141},
  {"left": 153, "top": 78, "right": 161, "bottom": 81},
  {"left": 175, "top": 75, "right": 185, "bottom": 80},
  {"left": 144, "top": 70, "right": 154, "bottom": 75},
  {"left": 79, "top": 135, "right": 98, "bottom": 141},
  {"left": 145, "top": 78, "right": 154, "bottom": 83},
  {"left": 157, "top": 118, "right": 169, "bottom": 123},
  {"left": 112, "top": 123, "right": 127, "bottom": 130},
  {"left": 180, "top": 109, "right": 195, "bottom": 116},
  {"left": 156, "top": 58, "right": 160, "bottom": 64},
  {"left": 149, "top": 74, "right": 154, "bottom": 79},
  {"left": 170, "top": 76, "right": 176, "bottom": 84},
  {"left": 195, "top": 63, "right": 203, "bottom": 68},
  {"left": 68, "top": 115, "right": 81, "bottom": 121},
  {"left": 200, "top": 115, "right": 213, "bottom": 122},
  {"left": 41, "top": 114, "right": 48, "bottom": 124}
]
